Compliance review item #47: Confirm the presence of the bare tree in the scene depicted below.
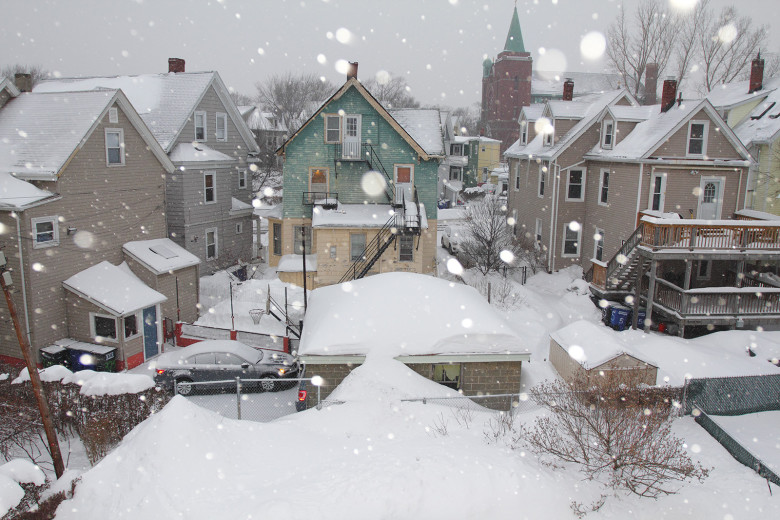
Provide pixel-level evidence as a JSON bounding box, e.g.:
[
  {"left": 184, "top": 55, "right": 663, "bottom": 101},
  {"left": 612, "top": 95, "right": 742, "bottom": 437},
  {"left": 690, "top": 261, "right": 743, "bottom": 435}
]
[
  {"left": 229, "top": 90, "right": 254, "bottom": 107},
  {"left": 255, "top": 72, "right": 334, "bottom": 135},
  {"left": 362, "top": 74, "right": 419, "bottom": 109},
  {"left": 699, "top": 6, "right": 769, "bottom": 92},
  {"left": 606, "top": 0, "right": 681, "bottom": 99},
  {"left": 671, "top": 0, "right": 711, "bottom": 91},
  {"left": 450, "top": 102, "right": 481, "bottom": 136},
  {"left": 520, "top": 377, "right": 708, "bottom": 506},
  {"left": 0, "top": 63, "right": 49, "bottom": 87},
  {"left": 460, "top": 195, "right": 522, "bottom": 275}
]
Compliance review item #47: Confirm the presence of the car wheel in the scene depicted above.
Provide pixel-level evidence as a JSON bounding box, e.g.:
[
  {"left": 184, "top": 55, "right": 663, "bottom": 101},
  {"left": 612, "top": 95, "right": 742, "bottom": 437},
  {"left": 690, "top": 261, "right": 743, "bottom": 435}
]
[
  {"left": 260, "top": 375, "right": 278, "bottom": 392},
  {"left": 176, "top": 378, "right": 194, "bottom": 396}
]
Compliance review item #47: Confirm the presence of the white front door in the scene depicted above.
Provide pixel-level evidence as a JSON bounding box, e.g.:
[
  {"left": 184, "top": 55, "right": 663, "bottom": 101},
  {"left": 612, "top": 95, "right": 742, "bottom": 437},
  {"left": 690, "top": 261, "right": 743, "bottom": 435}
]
[
  {"left": 342, "top": 115, "right": 361, "bottom": 159},
  {"left": 698, "top": 178, "right": 723, "bottom": 220}
]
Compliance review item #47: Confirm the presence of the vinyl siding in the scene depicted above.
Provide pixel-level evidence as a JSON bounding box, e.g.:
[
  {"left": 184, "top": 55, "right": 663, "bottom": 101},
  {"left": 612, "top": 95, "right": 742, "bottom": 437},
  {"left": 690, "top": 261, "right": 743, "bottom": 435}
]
[
  {"left": 165, "top": 85, "right": 255, "bottom": 272},
  {"left": 0, "top": 102, "right": 168, "bottom": 361},
  {"left": 653, "top": 109, "right": 743, "bottom": 160},
  {"left": 123, "top": 256, "right": 200, "bottom": 324}
]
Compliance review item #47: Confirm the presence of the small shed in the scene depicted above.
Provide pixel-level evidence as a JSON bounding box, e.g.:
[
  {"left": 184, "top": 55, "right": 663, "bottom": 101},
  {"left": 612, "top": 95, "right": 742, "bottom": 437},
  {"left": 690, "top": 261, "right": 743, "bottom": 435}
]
[
  {"left": 299, "top": 272, "right": 530, "bottom": 409},
  {"left": 62, "top": 261, "right": 166, "bottom": 370},
  {"left": 123, "top": 238, "right": 200, "bottom": 324},
  {"left": 549, "top": 321, "right": 658, "bottom": 386}
]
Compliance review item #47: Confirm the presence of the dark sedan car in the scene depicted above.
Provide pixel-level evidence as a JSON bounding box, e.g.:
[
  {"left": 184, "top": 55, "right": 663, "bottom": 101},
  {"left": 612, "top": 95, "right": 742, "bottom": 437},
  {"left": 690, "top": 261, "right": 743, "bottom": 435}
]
[{"left": 152, "top": 340, "right": 299, "bottom": 396}]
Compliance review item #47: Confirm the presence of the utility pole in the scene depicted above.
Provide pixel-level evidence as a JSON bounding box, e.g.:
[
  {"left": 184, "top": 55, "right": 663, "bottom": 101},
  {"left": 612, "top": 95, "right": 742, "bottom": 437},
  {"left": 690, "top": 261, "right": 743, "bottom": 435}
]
[
  {"left": 0, "top": 251, "right": 64, "bottom": 478},
  {"left": 301, "top": 227, "right": 308, "bottom": 312}
]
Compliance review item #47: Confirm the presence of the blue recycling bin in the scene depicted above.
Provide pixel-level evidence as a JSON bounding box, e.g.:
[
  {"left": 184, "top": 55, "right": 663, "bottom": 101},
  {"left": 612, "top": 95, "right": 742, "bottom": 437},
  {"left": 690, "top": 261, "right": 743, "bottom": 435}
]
[{"left": 608, "top": 304, "right": 632, "bottom": 331}]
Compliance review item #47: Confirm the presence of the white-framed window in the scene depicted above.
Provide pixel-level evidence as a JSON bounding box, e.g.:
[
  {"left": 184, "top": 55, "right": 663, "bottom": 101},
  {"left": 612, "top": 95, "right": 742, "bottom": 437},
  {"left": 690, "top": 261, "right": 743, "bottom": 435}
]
[
  {"left": 293, "top": 225, "right": 312, "bottom": 255},
  {"left": 194, "top": 111, "right": 207, "bottom": 141},
  {"left": 105, "top": 129, "right": 125, "bottom": 166},
  {"left": 535, "top": 218, "right": 543, "bottom": 249},
  {"left": 31, "top": 216, "right": 59, "bottom": 248},
  {"left": 594, "top": 228, "right": 605, "bottom": 262},
  {"left": 514, "top": 163, "right": 521, "bottom": 191},
  {"left": 562, "top": 223, "right": 581, "bottom": 257},
  {"left": 543, "top": 124, "right": 554, "bottom": 146},
  {"left": 598, "top": 169, "right": 610, "bottom": 206},
  {"left": 205, "top": 228, "right": 218, "bottom": 260},
  {"left": 450, "top": 143, "right": 463, "bottom": 156},
  {"left": 566, "top": 169, "right": 585, "bottom": 201},
  {"left": 309, "top": 167, "right": 329, "bottom": 195},
  {"left": 272, "top": 222, "right": 281, "bottom": 256},
  {"left": 538, "top": 165, "right": 546, "bottom": 198},
  {"left": 108, "top": 107, "right": 118, "bottom": 124},
  {"left": 601, "top": 119, "right": 614, "bottom": 149},
  {"left": 329, "top": 245, "right": 337, "bottom": 259},
  {"left": 215, "top": 113, "right": 227, "bottom": 141},
  {"left": 687, "top": 120, "right": 709, "bottom": 157},
  {"left": 519, "top": 118, "right": 528, "bottom": 145},
  {"left": 91, "top": 313, "right": 118, "bottom": 342},
  {"left": 238, "top": 170, "right": 247, "bottom": 189},
  {"left": 399, "top": 235, "right": 414, "bottom": 262},
  {"left": 236, "top": 222, "right": 243, "bottom": 234},
  {"left": 350, "top": 233, "right": 366, "bottom": 261},
  {"left": 324, "top": 114, "right": 341, "bottom": 143},
  {"left": 649, "top": 173, "right": 667, "bottom": 212},
  {"left": 124, "top": 313, "right": 140, "bottom": 340},
  {"left": 204, "top": 172, "right": 216, "bottom": 203},
  {"left": 449, "top": 166, "right": 462, "bottom": 181}
]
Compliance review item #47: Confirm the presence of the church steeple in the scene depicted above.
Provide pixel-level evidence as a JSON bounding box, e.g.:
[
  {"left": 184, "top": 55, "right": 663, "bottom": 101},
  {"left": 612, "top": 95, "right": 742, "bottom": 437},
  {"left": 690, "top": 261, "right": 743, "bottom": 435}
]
[{"left": 503, "top": 6, "right": 526, "bottom": 53}]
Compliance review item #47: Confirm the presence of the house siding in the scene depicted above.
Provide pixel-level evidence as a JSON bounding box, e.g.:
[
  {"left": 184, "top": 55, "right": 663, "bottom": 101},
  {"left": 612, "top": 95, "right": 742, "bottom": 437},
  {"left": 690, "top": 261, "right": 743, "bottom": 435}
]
[
  {"left": 653, "top": 109, "right": 743, "bottom": 160},
  {"left": 0, "top": 102, "right": 168, "bottom": 361},
  {"left": 123, "top": 256, "right": 200, "bottom": 325},
  {"left": 164, "top": 85, "right": 255, "bottom": 273}
]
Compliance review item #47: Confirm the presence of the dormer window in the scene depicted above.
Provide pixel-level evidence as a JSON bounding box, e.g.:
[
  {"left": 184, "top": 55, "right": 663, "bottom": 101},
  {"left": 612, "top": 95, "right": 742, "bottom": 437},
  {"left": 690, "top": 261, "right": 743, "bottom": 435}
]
[
  {"left": 544, "top": 129, "right": 553, "bottom": 147},
  {"left": 450, "top": 143, "right": 464, "bottom": 156},
  {"left": 601, "top": 119, "right": 614, "bottom": 149},
  {"left": 520, "top": 118, "right": 528, "bottom": 145},
  {"left": 687, "top": 121, "right": 709, "bottom": 157}
]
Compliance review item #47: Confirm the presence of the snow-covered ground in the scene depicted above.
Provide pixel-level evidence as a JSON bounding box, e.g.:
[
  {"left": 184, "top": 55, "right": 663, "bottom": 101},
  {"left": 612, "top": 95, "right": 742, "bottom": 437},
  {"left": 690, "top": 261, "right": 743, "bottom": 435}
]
[{"left": 9, "top": 248, "right": 779, "bottom": 518}]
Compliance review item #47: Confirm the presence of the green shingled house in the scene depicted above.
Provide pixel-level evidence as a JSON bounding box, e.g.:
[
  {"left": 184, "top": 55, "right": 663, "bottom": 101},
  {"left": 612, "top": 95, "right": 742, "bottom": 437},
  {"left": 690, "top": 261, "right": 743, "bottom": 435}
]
[{"left": 273, "top": 64, "right": 444, "bottom": 288}]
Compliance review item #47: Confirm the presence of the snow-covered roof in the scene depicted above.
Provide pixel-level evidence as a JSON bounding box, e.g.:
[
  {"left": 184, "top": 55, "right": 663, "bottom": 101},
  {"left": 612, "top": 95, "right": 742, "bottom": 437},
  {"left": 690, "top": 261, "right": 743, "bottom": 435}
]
[
  {"left": 531, "top": 70, "right": 627, "bottom": 97},
  {"left": 35, "top": 72, "right": 259, "bottom": 155},
  {"left": 506, "top": 89, "right": 628, "bottom": 161},
  {"left": 706, "top": 75, "right": 780, "bottom": 110},
  {"left": 241, "top": 106, "right": 288, "bottom": 132},
  {"left": 389, "top": 108, "right": 445, "bottom": 157},
  {"left": 0, "top": 172, "right": 56, "bottom": 210},
  {"left": 123, "top": 238, "right": 200, "bottom": 275},
  {"left": 62, "top": 260, "right": 166, "bottom": 316},
  {"left": 276, "top": 254, "right": 318, "bottom": 273},
  {"left": 168, "top": 142, "right": 236, "bottom": 163},
  {"left": 547, "top": 100, "right": 591, "bottom": 119},
  {"left": 230, "top": 197, "right": 253, "bottom": 216},
  {"left": 300, "top": 272, "right": 526, "bottom": 358},
  {"left": 0, "top": 76, "right": 21, "bottom": 98},
  {"left": 735, "top": 209, "right": 780, "bottom": 221},
  {"left": 312, "top": 203, "right": 395, "bottom": 228},
  {"left": 519, "top": 104, "right": 545, "bottom": 122},
  {"left": 551, "top": 320, "right": 657, "bottom": 370},
  {"left": 607, "top": 105, "right": 656, "bottom": 122},
  {"left": 734, "top": 86, "right": 780, "bottom": 146},
  {"left": 0, "top": 90, "right": 116, "bottom": 178}
]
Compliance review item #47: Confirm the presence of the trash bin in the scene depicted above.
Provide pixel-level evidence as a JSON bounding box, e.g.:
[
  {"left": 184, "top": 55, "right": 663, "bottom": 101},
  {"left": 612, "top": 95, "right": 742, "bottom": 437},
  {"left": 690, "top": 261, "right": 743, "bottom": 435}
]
[
  {"left": 634, "top": 308, "right": 647, "bottom": 328},
  {"left": 67, "top": 344, "right": 117, "bottom": 372},
  {"left": 40, "top": 344, "right": 70, "bottom": 369},
  {"left": 608, "top": 304, "right": 632, "bottom": 331}
]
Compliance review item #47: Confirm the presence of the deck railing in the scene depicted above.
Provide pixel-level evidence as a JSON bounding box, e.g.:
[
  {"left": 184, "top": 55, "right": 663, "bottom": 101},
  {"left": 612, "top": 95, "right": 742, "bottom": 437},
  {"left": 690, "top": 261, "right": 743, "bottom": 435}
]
[
  {"left": 640, "top": 218, "right": 780, "bottom": 251},
  {"left": 651, "top": 278, "right": 780, "bottom": 317}
]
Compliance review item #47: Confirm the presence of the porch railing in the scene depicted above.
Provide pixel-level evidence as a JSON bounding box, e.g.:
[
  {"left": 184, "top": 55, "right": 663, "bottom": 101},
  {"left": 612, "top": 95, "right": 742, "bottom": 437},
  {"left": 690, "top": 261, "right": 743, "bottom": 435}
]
[
  {"left": 640, "top": 218, "right": 780, "bottom": 251},
  {"left": 651, "top": 278, "right": 780, "bottom": 318}
]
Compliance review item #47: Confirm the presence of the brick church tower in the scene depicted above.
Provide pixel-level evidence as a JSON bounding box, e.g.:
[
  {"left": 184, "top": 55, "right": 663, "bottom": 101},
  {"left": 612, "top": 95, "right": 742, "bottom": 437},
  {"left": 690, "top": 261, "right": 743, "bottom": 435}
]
[{"left": 481, "top": 6, "right": 532, "bottom": 152}]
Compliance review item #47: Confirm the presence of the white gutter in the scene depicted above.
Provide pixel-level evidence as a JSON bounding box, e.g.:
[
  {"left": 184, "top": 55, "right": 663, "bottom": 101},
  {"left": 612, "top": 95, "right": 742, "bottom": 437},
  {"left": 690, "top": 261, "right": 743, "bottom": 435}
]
[
  {"left": 550, "top": 160, "right": 561, "bottom": 272},
  {"left": 14, "top": 214, "right": 32, "bottom": 344}
]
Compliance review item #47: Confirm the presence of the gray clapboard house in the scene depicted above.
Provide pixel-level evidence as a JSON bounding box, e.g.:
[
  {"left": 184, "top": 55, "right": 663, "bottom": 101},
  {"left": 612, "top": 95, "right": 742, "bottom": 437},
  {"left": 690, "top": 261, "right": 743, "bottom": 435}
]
[
  {"left": 35, "top": 59, "right": 261, "bottom": 273},
  {"left": 0, "top": 75, "right": 198, "bottom": 370}
]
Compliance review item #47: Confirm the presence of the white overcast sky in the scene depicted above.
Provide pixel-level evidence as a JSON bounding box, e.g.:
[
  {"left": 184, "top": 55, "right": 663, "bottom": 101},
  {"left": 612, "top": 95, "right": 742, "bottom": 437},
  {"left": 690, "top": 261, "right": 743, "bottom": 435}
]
[{"left": 2, "top": 0, "right": 777, "bottom": 107}]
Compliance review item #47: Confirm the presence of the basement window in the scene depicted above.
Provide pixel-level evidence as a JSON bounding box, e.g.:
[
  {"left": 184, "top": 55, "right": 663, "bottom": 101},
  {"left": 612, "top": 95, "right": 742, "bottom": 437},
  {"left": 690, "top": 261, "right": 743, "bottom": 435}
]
[{"left": 433, "top": 364, "right": 461, "bottom": 390}]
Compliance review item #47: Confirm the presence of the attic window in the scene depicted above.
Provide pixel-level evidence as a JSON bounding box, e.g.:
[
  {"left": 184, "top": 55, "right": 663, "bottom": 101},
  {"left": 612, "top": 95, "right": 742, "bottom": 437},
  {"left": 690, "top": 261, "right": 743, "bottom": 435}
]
[
  {"left": 520, "top": 119, "right": 528, "bottom": 145},
  {"left": 687, "top": 121, "right": 708, "bottom": 157},
  {"left": 601, "top": 119, "right": 614, "bottom": 149},
  {"left": 216, "top": 113, "right": 227, "bottom": 141},
  {"left": 324, "top": 115, "right": 341, "bottom": 143},
  {"left": 194, "top": 111, "right": 207, "bottom": 141},
  {"left": 109, "top": 107, "right": 118, "bottom": 124},
  {"left": 149, "top": 244, "right": 177, "bottom": 259}
]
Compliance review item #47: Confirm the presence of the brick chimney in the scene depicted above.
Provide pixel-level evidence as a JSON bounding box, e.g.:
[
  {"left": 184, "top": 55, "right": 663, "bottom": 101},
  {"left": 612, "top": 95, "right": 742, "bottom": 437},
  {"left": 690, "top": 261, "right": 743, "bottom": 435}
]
[
  {"left": 660, "top": 77, "right": 677, "bottom": 113},
  {"left": 14, "top": 73, "right": 33, "bottom": 93},
  {"left": 644, "top": 63, "right": 658, "bottom": 105},
  {"left": 347, "top": 61, "right": 358, "bottom": 80},
  {"left": 562, "top": 78, "right": 574, "bottom": 101},
  {"left": 168, "top": 58, "right": 185, "bottom": 73},
  {"left": 749, "top": 52, "right": 764, "bottom": 93}
]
